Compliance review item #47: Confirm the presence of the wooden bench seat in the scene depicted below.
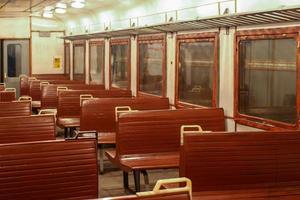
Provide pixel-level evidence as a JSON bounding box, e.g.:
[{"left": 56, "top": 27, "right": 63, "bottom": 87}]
[
  {"left": 0, "top": 114, "right": 56, "bottom": 144},
  {"left": 80, "top": 97, "right": 170, "bottom": 145},
  {"left": 0, "top": 138, "right": 98, "bottom": 199},
  {"left": 180, "top": 130, "right": 300, "bottom": 200},
  {"left": 101, "top": 178, "right": 191, "bottom": 200},
  {"left": 57, "top": 90, "right": 132, "bottom": 131},
  {"left": 106, "top": 108, "right": 225, "bottom": 192},
  {"left": 0, "top": 89, "right": 16, "bottom": 102},
  {"left": 0, "top": 101, "right": 31, "bottom": 117},
  {"left": 41, "top": 84, "right": 105, "bottom": 109}
]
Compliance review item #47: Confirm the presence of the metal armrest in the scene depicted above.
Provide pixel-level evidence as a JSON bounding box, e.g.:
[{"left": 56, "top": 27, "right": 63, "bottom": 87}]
[
  {"left": 71, "top": 130, "right": 98, "bottom": 140},
  {"left": 137, "top": 177, "right": 192, "bottom": 199}
]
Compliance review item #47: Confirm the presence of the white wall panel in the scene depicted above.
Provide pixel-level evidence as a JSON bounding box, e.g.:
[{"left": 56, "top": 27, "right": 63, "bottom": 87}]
[
  {"left": 31, "top": 32, "right": 64, "bottom": 74},
  {"left": 131, "top": 37, "right": 137, "bottom": 96},
  {"left": 0, "top": 17, "right": 30, "bottom": 38}
]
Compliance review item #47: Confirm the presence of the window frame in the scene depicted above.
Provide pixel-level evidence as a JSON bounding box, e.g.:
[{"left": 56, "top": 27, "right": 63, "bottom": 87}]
[
  {"left": 109, "top": 38, "right": 131, "bottom": 90},
  {"left": 72, "top": 40, "right": 86, "bottom": 82},
  {"left": 137, "top": 34, "right": 166, "bottom": 97},
  {"left": 64, "top": 41, "right": 70, "bottom": 78},
  {"left": 89, "top": 40, "right": 105, "bottom": 85},
  {"left": 234, "top": 27, "right": 300, "bottom": 130},
  {"left": 175, "top": 32, "right": 219, "bottom": 108}
]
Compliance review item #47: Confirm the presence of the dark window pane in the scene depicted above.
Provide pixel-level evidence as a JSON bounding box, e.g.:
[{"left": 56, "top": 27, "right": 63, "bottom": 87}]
[
  {"left": 139, "top": 42, "right": 163, "bottom": 96},
  {"left": 238, "top": 38, "right": 297, "bottom": 124},
  {"left": 111, "top": 44, "right": 129, "bottom": 88},
  {"left": 73, "top": 45, "right": 85, "bottom": 81},
  {"left": 178, "top": 41, "right": 214, "bottom": 107},
  {"left": 90, "top": 44, "right": 104, "bottom": 84},
  {"left": 7, "top": 44, "right": 22, "bottom": 77}
]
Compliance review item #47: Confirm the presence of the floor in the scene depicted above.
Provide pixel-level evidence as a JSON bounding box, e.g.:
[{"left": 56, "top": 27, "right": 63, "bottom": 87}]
[
  {"left": 99, "top": 157, "right": 179, "bottom": 197},
  {"left": 56, "top": 128, "right": 179, "bottom": 198}
]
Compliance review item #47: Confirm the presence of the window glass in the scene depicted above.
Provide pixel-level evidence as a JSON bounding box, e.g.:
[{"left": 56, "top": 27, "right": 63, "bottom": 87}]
[
  {"left": 90, "top": 44, "right": 105, "bottom": 84},
  {"left": 65, "top": 44, "right": 70, "bottom": 76},
  {"left": 178, "top": 41, "right": 215, "bottom": 107},
  {"left": 238, "top": 38, "right": 297, "bottom": 124},
  {"left": 73, "top": 45, "right": 85, "bottom": 81},
  {"left": 111, "top": 44, "right": 129, "bottom": 88},
  {"left": 7, "top": 44, "right": 22, "bottom": 77},
  {"left": 139, "top": 42, "right": 163, "bottom": 96}
]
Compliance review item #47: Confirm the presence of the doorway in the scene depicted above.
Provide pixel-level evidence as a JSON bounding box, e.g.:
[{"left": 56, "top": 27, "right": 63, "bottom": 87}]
[{"left": 1, "top": 39, "right": 30, "bottom": 97}]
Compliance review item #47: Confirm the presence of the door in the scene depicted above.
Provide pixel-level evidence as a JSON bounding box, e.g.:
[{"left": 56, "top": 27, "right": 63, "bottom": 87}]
[{"left": 3, "top": 40, "right": 29, "bottom": 97}]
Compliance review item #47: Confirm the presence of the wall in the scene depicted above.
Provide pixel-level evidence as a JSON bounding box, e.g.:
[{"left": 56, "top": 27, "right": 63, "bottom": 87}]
[
  {"left": 0, "top": 17, "right": 30, "bottom": 38},
  {"left": 31, "top": 17, "right": 65, "bottom": 75}
]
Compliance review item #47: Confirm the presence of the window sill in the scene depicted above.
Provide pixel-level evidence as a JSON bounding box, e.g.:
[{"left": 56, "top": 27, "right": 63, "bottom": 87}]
[{"left": 235, "top": 117, "right": 296, "bottom": 131}]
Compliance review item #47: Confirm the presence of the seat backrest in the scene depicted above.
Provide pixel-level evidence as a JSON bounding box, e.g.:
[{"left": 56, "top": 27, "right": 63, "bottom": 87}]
[
  {"left": 0, "top": 139, "right": 98, "bottom": 200},
  {"left": 58, "top": 90, "right": 132, "bottom": 118},
  {"left": 29, "top": 80, "right": 42, "bottom": 101},
  {"left": 0, "top": 101, "right": 31, "bottom": 117},
  {"left": 117, "top": 108, "right": 225, "bottom": 156},
  {"left": 41, "top": 84, "right": 105, "bottom": 109},
  {"left": 0, "top": 91, "right": 16, "bottom": 102},
  {"left": 80, "top": 97, "right": 170, "bottom": 132},
  {"left": 0, "top": 115, "right": 56, "bottom": 144},
  {"left": 180, "top": 131, "right": 300, "bottom": 192},
  {"left": 20, "top": 76, "right": 29, "bottom": 96}
]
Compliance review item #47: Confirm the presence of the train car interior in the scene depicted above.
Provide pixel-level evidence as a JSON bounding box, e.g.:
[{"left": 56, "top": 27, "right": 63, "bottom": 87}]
[{"left": 0, "top": 0, "right": 300, "bottom": 199}]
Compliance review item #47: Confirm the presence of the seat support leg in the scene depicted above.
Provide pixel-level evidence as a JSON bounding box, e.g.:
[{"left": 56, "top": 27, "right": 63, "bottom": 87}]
[
  {"left": 123, "top": 171, "right": 129, "bottom": 190},
  {"left": 64, "top": 128, "right": 68, "bottom": 138},
  {"left": 99, "top": 144, "right": 104, "bottom": 174},
  {"left": 133, "top": 170, "right": 141, "bottom": 192},
  {"left": 141, "top": 170, "right": 149, "bottom": 185}
]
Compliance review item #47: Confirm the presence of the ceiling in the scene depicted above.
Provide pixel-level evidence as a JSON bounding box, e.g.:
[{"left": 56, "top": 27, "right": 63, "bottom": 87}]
[{"left": 0, "top": 0, "right": 144, "bottom": 19}]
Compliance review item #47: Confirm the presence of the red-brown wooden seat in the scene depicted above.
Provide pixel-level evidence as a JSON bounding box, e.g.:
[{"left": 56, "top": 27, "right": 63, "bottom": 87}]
[
  {"left": 0, "top": 114, "right": 56, "bottom": 144},
  {"left": 0, "top": 101, "right": 31, "bottom": 117},
  {"left": 0, "top": 88, "right": 16, "bottom": 102},
  {"left": 57, "top": 90, "right": 132, "bottom": 131},
  {"left": 0, "top": 138, "right": 98, "bottom": 200},
  {"left": 101, "top": 178, "right": 192, "bottom": 200},
  {"left": 0, "top": 83, "right": 5, "bottom": 91},
  {"left": 105, "top": 108, "right": 225, "bottom": 192},
  {"left": 180, "top": 130, "right": 300, "bottom": 200},
  {"left": 80, "top": 97, "right": 170, "bottom": 173},
  {"left": 29, "top": 80, "right": 43, "bottom": 109},
  {"left": 80, "top": 97, "right": 170, "bottom": 145},
  {"left": 41, "top": 84, "right": 105, "bottom": 109}
]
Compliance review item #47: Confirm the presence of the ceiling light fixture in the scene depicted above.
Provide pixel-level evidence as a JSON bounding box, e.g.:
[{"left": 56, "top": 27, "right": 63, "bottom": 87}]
[
  {"left": 43, "top": 11, "right": 53, "bottom": 18},
  {"left": 71, "top": 0, "right": 85, "bottom": 9},
  {"left": 55, "top": 2, "right": 67, "bottom": 14}
]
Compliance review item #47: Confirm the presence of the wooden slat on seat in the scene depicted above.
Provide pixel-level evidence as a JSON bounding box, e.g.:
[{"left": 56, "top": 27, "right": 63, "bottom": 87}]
[
  {"left": 0, "top": 90, "right": 16, "bottom": 102},
  {"left": 80, "top": 97, "right": 170, "bottom": 144},
  {"left": 0, "top": 101, "right": 31, "bottom": 117},
  {"left": 0, "top": 139, "right": 98, "bottom": 200},
  {"left": 180, "top": 131, "right": 300, "bottom": 199},
  {"left": 0, "top": 115, "right": 56, "bottom": 144}
]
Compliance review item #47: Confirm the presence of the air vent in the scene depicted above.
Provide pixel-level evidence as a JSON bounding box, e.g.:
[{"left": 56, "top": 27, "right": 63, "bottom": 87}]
[{"left": 39, "top": 31, "right": 51, "bottom": 37}]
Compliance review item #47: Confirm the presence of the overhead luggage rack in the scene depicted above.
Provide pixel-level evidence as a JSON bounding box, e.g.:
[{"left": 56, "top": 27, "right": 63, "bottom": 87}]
[{"left": 63, "top": 5, "right": 300, "bottom": 40}]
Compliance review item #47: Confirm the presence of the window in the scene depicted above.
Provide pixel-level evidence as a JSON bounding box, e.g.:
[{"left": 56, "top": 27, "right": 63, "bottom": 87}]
[
  {"left": 7, "top": 44, "right": 22, "bottom": 77},
  {"left": 89, "top": 41, "right": 105, "bottom": 85},
  {"left": 176, "top": 33, "right": 218, "bottom": 107},
  {"left": 64, "top": 42, "right": 70, "bottom": 77},
  {"left": 235, "top": 28, "right": 299, "bottom": 128},
  {"left": 73, "top": 42, "right": 85, "bottom": 81},
  {"left": 138, "top": 35, "right": 166, "bottom": 96},
  {"left": 110, "top": 39, "right": 130, "bottom": 89}
]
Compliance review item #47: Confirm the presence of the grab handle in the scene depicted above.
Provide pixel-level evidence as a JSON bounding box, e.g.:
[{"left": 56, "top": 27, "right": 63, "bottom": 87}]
[
  {"left": 180, "top": 125, "right": 204, "bottom": 145},
  {"left": 80, "top": 94, "right": 93, "bottom": 106},
  {"left": 115, "top": 106, "right": 133, "bottom": 122},
  {"left": 40, "top": 81, "right": 50, "bottom": 90},
  {"left": 56, "top": 86, "right": 68, "bottom": 96},
  {"left": 137, "top": 177, "right": 192, "bottom": 199}
]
